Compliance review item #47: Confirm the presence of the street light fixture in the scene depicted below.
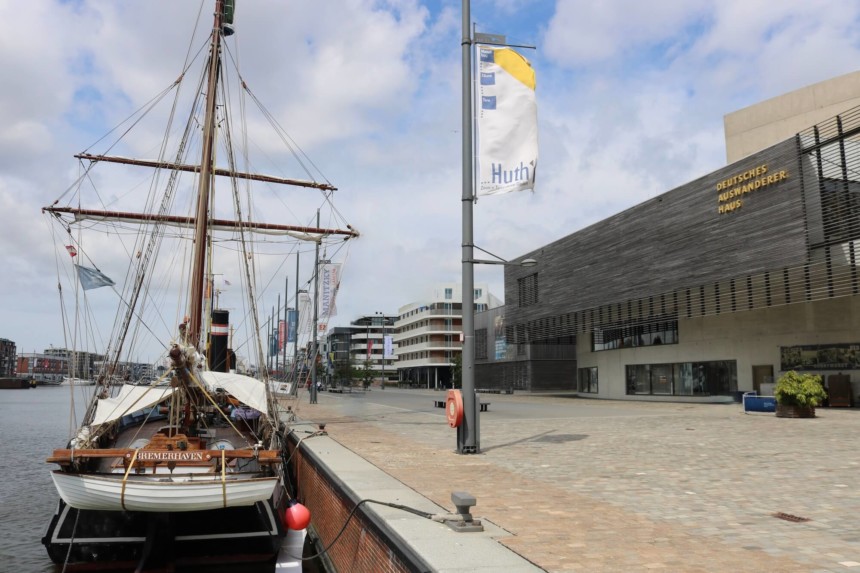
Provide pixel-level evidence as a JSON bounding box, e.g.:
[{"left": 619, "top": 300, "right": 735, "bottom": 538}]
[
  {"left": 465, "top": 244, "right": 536, "bottom": 267},
  {"left": 459, "top": 0, "right": 537, "bottom": 455}
]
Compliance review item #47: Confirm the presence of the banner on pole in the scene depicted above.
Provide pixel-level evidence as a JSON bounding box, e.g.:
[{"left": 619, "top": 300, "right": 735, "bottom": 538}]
[
  {"left": 297, "top": 291, "right": 313, "bottom": 336},
  {"left": 287, "top": 309, "right": 298, "bottom": 343},
  {"left": 383, "top": 335, "right": 394, "bottom": 359},
  {"left": 476, "top": 45, "right": 538, "bottom": 196},
  {"left": 318, "top": 263, "right": 341, "bottom": 319}
]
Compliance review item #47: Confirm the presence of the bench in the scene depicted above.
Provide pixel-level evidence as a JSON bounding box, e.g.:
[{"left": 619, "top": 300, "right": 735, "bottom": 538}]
[
  {"left": 434, "top": 400, "right": 490, "bottom": 412},
  {"left": 476, "top": 388, "right": 514, "bottom": 395}
]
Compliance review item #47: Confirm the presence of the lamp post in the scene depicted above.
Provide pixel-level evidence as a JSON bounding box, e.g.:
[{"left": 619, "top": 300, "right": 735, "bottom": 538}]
[
  {"left": 460, "top": 0, "right": 536, "bottom": 454},
  {"left": 375, "top": 311, "right": 385, "bottom": 390},
  {"left": 460, "top": 243, "right": 536, "bottom": 454}
]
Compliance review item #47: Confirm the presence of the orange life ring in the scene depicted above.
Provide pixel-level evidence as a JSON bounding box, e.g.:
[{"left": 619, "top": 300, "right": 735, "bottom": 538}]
[{"left": 446, "top": 389, "right": 464, "bottom": 428}]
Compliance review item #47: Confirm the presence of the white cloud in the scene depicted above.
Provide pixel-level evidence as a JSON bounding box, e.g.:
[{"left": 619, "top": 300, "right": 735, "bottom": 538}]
[{"left": 3, "top": 0, "right": 860, "bottom": 362}]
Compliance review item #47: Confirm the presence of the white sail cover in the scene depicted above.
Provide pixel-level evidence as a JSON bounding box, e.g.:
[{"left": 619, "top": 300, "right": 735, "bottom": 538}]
[
  {"left": 199, "top": 371, "right": 269, "bottom": 415},
  {"left": 91, "top": 384, "right": 176, "bottom": 426}
]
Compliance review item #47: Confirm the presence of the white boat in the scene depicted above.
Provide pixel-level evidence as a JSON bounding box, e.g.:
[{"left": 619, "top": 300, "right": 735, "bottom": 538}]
[
  {"left": 61, "top": 376, "right": 93, "bottom": 386},
  {"left": 51, "top": 472, "right": 279, "bottom": 512},
  {"left": 41, "top": 1, "right": 357, "bottom": 570}
]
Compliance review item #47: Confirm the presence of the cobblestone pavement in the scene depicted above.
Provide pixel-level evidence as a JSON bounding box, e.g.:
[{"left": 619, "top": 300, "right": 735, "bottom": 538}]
[{"left": 288, "top": 391, "right": 860, "bottom": 573}]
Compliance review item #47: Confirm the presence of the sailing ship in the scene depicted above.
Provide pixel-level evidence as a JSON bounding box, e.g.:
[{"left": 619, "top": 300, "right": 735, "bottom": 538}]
[{"left": 41, "top": 1, "right": 358, "bottom": 570}]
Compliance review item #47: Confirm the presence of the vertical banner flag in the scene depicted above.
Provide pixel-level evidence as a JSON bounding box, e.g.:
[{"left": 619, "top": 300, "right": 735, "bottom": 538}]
[
  {"left": 297, "top": 291, "right": 313, "bottom": 335},
  {"left": 287, "top": 309, "right": 298, "bottom": 343},
  {"left": 383, "top": 335, "right": 393, "bottom": 360},
  {"left": 476, "top": 45, "right": 538, "bottom": 195},
  {"left": 278, "top": 320, "right": 286, "bottom": 351},
  {"left": 318, "top": 263, "right": 341, "bottom": 320}
]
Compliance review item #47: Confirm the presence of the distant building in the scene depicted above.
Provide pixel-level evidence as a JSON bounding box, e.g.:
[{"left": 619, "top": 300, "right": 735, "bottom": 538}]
[
  {"left": 394, "top": 283, "right": 501, "bottom": 389},
  {"left": 323, "top": 314, "right": 397, "bottom": 386},
  {"left": 0, "top": 338, "right": 16, "bottom": 377},
  {"left": 17, "top": 352, "right": 67, "bottom": 385},
  {"left": 44, "top": 348, "right": 104, "bottom": 380},
  {"left": 92, "top": 358, "right": 154, "bottom": 383}
]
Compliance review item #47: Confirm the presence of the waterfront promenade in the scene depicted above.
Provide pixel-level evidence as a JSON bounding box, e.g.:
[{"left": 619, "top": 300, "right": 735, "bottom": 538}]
[{"left": 289, "top": 389, "right": 860, "bottom": 572}]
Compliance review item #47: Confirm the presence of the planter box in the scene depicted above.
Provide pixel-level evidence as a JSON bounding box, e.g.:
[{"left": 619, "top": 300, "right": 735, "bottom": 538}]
[{"left": 775, "top": 404, "right": 816, "bottom": 418}]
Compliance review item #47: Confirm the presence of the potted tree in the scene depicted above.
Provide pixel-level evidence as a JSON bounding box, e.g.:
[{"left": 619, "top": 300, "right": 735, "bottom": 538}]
[{"left": 774, "top": 371, "right": 827, "bottom": 418}]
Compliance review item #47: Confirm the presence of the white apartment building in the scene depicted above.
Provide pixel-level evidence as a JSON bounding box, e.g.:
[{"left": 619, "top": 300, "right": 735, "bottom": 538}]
[{"left": 394, "top": 283, "right": 502, "bottom": 389}]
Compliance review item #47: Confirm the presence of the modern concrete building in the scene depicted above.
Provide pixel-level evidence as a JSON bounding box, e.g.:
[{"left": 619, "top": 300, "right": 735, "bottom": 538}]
[
  {"left": 324, "top": 314, "right": 397, "bottom": 386},
  {"left": 474, "top": 304, "right": 576, "bottom": 392},
  {"left": 394, "top": 283, "right": 501, "bottom": 389},
  {"left": 493, "top": 103, "right": 860, "bottom": 402},
  {"left": 43, "top": 347, "right": 105, "bottom": 380},
  {"left": 725, "top": 70, "right": 860, "bottom": 162}
]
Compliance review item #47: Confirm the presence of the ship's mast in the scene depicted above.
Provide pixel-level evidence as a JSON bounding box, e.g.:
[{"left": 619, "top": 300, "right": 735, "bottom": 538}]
[{"left": 188, "top": 0, "right": 225, "bottom": 348}]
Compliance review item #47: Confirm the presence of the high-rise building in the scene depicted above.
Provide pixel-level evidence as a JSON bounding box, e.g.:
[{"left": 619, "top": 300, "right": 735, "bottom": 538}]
[{"left": 0, "top": 338, "right": 16, "bottom": 377}]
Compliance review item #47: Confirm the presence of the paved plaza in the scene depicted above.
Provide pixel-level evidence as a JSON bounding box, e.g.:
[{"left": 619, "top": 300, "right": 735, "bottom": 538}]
[{"left": 290, "top": 389, "right": 860, "bottom": 572}]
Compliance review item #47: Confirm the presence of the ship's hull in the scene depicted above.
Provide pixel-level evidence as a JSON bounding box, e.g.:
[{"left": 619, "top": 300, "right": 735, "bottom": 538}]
[{"left": 42, "top": 496, "right": 286, "bottom": 571}]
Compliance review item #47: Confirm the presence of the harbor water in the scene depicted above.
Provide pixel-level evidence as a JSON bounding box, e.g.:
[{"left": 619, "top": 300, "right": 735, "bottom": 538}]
[
  {"left": 0, "top": 385, "right": 87, "bottom": 572},
  {"left": 0, "top": 385, "right": 325, "bottom": 573}
]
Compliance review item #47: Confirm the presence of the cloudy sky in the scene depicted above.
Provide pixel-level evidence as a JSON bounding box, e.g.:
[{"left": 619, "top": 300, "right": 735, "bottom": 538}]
[{"left": 3, "top": 0, "right": 860, "bottom": 363}]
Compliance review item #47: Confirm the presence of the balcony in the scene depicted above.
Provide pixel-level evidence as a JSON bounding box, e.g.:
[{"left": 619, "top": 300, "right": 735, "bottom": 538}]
[
  {"left": 394, "top": 326, "right": 461, "bottom": 340},
  {"left": 394, "top": 341, "right": 459, "bottom": 352},
  {"left": 394, "top": 356, "right": 453, "bottom": 368},
  {"left": 396, "top": 309, "right": 462, "bottom": 328}
]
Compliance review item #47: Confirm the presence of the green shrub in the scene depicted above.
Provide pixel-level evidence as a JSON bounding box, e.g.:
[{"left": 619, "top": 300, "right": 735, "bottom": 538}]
[{"left": 774, "top": 371, "right": 827, "bottom": 407}]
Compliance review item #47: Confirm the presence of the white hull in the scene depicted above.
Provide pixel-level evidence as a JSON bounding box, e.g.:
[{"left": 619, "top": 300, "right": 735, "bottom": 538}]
[
  {"left": 62, "top": 377, "right": 94, "bottom": 386},
  {"left": 52, "top": 471, "right": 278, "bottom": 512}
]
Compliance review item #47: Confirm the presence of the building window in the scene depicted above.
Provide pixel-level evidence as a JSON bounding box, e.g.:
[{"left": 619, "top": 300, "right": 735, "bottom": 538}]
[
  {"left": 578, "top": 367, "right": 598, "bottom": 393},
  {"left": 626, "top": 361, "right": 737, "bottom": 396},
  {"left": 474, "top": 288, "right": 482, "bottom": 300},
  {"left": 445, "top": 288, "right": 453, "bottom": 300},
  {"left": 475, "top": 328, "right": 488, "bottom": 360},
  {"left": 518, "top": 273, "right": 538, "bottom": 307},
  {"left": 592, "top": 317, "right": 678, "bottom": 352}
]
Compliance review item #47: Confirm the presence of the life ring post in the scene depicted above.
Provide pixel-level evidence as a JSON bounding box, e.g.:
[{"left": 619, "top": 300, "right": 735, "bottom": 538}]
[{"left": 446, "top": 389, "right": 464, "bottom": 428}]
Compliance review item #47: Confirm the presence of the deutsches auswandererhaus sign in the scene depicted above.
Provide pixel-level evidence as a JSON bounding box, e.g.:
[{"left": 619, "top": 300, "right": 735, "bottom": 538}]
[{"left": 716, "top": 163, "right": 788, "bottom": 214}]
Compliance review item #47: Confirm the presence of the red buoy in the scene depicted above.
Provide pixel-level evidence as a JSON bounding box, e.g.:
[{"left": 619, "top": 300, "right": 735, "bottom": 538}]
[{"left": 283, "top": 499, "right": 311, "bottom": 530}]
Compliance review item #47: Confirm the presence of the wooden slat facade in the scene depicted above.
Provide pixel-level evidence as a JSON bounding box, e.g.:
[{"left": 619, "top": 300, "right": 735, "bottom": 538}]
[{"left": 485, "top": 105, "right": 860, "bottom": 391}]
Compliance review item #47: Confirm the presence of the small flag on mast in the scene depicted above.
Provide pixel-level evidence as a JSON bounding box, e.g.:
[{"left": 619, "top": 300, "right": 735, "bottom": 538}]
[
  {"left": 75, "top": 265, "right": 115, "bottom": 291},
  {"left": 65, "top": 245, "right": 77, "bottom": 257}
]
